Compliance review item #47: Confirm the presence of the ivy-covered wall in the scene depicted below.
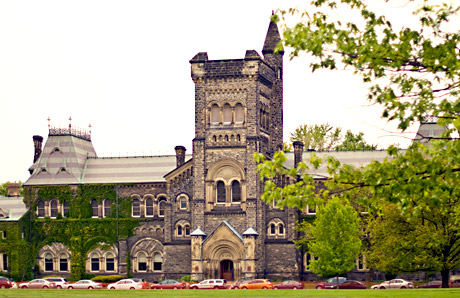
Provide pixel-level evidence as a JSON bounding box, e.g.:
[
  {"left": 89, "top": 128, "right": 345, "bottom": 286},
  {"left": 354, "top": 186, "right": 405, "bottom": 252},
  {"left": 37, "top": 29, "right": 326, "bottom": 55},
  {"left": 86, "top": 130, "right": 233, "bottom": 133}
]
[{"left": 2, "top": 184, "right": 144, "bottom": 281}]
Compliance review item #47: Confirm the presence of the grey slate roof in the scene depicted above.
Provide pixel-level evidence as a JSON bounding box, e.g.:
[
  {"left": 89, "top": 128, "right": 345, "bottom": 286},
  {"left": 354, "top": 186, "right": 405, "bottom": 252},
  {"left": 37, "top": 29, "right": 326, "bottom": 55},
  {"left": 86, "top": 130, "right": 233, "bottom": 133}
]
[
  {"left": 24, "top": 134, "right": 191, "bottom": 186},
  {"left": 0, "top": 196, "right": 27, "bottom": 221}
]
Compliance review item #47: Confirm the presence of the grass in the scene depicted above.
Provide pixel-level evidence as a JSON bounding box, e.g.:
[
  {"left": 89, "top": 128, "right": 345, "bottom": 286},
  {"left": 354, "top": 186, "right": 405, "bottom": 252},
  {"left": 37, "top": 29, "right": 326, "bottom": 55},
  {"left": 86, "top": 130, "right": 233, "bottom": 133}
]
[{"left": 1, "top": 289, "right": 460, "bottom": 298}]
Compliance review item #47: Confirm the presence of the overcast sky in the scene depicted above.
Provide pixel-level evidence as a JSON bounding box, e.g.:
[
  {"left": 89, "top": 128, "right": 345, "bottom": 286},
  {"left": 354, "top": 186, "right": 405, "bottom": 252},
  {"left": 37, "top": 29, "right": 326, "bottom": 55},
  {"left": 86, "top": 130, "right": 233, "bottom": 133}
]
[{"left": 2, "top": 0, "right": 453, "bottom": 183}]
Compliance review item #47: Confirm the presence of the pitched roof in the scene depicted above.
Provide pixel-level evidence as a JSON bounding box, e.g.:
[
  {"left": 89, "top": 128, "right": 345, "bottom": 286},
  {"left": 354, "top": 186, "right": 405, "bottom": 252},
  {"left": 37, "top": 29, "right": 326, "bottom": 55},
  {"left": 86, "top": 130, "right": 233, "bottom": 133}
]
[
  {"left": 0, "top": 196, "right": 27, "bottom": 221},
  {"left": 262, "top": 20, "right": 282, "bottom": 54}
]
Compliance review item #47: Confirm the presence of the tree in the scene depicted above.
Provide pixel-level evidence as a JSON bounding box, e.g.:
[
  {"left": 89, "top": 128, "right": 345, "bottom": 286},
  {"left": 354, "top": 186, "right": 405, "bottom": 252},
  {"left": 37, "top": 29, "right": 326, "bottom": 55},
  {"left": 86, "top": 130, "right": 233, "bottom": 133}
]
[
  {"left": 256, "top": 0, "right": 460, "bottom": 287},
  {"left": 305, "top": 197, "right": 361, "bottom": 284},
  {"left": 290, "top": 123, "right": 342, "bottom": 151},
  {"left": 335, "top": 130, "right": 377, "bottom": 151}
]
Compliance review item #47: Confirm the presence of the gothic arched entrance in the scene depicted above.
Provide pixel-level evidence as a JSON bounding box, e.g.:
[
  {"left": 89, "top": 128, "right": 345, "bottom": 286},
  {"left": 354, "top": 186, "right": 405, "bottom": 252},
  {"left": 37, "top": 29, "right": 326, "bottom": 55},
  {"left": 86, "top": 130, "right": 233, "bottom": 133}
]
[{"left": 220, "top": 260, "right": 233, "bottom": 280}]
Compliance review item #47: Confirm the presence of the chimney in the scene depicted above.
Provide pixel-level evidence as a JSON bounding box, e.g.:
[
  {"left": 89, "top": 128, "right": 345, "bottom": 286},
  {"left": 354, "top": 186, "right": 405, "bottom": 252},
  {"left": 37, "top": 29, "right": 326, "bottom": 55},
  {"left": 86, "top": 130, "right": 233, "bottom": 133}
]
[
  {"left": 33, "top": 135, "right": 44, "bottom": 163},
  {"left": 7, "top": 183, "right": 20, "bottom": 197},
  {"left": 293, "top": 141, "right": 304, "bottom": 167},
  {"left": 174, "top": 146, "right": 186, "bottom": 167}
]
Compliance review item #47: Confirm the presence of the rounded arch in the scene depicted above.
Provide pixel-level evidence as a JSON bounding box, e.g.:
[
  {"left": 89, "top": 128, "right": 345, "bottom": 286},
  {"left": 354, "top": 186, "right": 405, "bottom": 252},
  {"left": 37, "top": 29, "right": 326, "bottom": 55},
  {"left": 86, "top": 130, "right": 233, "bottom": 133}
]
[
  {"left": 130, "top": 238, "right": 164, "bottom": 273},
  {"left": 38, "top": 242, "right": 71, "bottom": 273},
  {"left": 206, "top": 158, "right": 246, "bottom": 182},
  {"left": 176, "top": 193, "right": 190, "bottom": 211},
  {"left": 267, "top": 218, "right": 286, "bottom": 237}
]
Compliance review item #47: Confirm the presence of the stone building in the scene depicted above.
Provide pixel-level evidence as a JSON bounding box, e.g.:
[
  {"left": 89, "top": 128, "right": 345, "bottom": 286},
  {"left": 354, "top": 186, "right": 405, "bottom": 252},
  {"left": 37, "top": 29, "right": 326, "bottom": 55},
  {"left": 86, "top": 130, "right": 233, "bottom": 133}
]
[{"left": 13, "top": 19, "right": 302, "bottom": 282}]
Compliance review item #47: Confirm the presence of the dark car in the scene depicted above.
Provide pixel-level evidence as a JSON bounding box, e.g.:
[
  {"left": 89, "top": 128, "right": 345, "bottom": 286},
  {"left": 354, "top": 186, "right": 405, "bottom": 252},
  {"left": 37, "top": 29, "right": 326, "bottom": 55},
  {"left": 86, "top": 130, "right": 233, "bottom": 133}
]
[
  {"left": 273, "top": 280, "right": 304, "bottom": 289},
  {"left": 315, "top": 277, "right": 347, "bottom": 289},
  {"left": 0, "top": 276, "right": 15, "bottom": 289},
  {"left": 151, "top": 279, "right": 186, "bottom": 289},
  {"left": 417, "top": 280, "right": 442, "bottom": 288}
]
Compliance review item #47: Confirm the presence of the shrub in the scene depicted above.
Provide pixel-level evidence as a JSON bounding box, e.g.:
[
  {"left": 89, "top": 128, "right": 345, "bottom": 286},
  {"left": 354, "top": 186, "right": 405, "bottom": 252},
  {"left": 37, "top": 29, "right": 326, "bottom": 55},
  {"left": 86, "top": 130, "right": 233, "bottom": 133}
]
[
  {"left": 181, "top": 275, "right": 191, "bottom": 282},
  {"left": 91, "top": 275, "right": 123, "bottom": 283}
]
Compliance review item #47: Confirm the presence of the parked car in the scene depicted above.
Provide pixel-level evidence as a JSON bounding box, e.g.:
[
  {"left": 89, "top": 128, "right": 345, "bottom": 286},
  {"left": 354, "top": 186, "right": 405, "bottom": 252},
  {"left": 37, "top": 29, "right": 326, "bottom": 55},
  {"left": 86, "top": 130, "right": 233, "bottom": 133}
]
[
  {"left": 67, "top": 279, "right": 103, "bottom": 289},
  {"left": 151, "top": 279, "right": 186, "bottom": 289},
  {"left": 44, "top": 277, "right": 69, "bottom": 289},
  {"left": 239, "top": 279, "right": 273, "bottom": 289},
  {"left": 315, "top": 277, "right": 347, "bottom": 289},
  {"left": 20, "top": 279, "right": 56, "bottom": 289},
  {"left": 107, "top": 278, "right": 146, "bottom": 289},
  {"left": 371, "top": 279, "right": 414, "bottom": 289},
  {"left": 417, "top": 280, "right": 442, "bottom": 288},
  {"left": 189, "top": 279, "right": 227, "bottom": 289},
  {"left": 230, "top": 277, "right": 252, "bottom": 289},
  {"left": 0, "top": 276, "right": 16, "bottom": 289},
  {"left": 273, "top": 280, "right": 304, "bottom": 289}
]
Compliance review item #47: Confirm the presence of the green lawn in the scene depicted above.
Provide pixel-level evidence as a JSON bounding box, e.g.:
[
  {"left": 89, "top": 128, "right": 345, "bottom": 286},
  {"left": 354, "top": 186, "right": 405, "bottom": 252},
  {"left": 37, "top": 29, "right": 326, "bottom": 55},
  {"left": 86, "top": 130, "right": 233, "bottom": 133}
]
[{"left": 1, "top": 289, "right": 460, "bottom": 298}]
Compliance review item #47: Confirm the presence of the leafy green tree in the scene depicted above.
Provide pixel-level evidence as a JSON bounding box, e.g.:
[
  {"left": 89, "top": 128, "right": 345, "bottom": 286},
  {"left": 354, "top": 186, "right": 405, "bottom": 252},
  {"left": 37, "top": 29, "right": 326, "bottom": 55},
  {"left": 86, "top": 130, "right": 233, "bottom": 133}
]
[
  {"left": 256, "top": 0, "right": 460, "bottom": 287},
  {"left": 307, "top": 197, "right": 361, "bottom": 284},
  {"left": 290, "top": 123, "right": 342, "bottom": 151},
  {"left": 335, "top": 130, "right": 377, "bottom": 151}
]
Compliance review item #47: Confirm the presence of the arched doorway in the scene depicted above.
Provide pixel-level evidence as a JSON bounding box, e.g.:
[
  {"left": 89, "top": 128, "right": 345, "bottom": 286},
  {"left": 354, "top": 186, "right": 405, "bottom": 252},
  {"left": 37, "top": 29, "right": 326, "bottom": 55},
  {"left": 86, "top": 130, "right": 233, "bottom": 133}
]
[{"left": 220, "top": 260, "right": 233, "bottom": 280}]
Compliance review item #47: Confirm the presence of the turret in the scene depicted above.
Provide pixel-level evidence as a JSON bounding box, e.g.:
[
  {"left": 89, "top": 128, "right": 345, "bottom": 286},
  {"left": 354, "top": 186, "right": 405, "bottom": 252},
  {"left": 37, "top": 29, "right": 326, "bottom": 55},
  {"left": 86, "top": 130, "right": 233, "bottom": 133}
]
[{"left": 33, "top": 135, "right": 43, "bottom": 163}]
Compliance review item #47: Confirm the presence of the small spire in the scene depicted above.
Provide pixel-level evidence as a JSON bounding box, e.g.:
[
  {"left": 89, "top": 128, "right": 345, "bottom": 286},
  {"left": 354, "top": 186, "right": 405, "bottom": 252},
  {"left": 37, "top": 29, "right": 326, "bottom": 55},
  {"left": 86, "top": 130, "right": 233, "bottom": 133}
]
[
  {"left": 262, "top": 17, "right": 283, "bottom": 55},
  {"left": 69, "top": 116, "right": 72, "bottom": 130},
  {"left": 47, "top": 117, "right": 51, "bottom": 130}
]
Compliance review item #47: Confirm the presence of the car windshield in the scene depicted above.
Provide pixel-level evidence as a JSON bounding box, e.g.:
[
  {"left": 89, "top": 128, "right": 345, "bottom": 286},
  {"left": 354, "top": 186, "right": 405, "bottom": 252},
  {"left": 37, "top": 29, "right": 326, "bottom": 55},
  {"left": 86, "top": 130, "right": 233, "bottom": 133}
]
[{"left": 327, "top": 277, "right": 346, "bottom": 284}]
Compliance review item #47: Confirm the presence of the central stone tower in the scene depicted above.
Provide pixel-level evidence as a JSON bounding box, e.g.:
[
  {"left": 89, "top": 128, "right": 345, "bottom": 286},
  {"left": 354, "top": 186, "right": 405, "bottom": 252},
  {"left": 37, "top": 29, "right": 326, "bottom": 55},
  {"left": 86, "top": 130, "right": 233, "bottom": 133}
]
[{"left": 189, "top": 19, "right": 286, "bottom": 280}]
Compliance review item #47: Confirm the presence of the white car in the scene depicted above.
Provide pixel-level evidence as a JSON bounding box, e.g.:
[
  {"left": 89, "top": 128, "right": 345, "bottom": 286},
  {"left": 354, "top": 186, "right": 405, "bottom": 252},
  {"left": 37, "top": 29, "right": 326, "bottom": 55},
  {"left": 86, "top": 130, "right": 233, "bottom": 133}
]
[
  {"left": 371, "top": 279, "right": 414, "bottom": 289},
  {"left": 67, "top": 280, "right": 103, "bottom": 289},
  {"left": 107, "top": 278, "right": 145, "bottom": 290},
  {"left": 44, "top": 277, "right": 69, "bottom": 289},
  {"left": 189, "top": 279, "right": 227, "bottom": 289}
]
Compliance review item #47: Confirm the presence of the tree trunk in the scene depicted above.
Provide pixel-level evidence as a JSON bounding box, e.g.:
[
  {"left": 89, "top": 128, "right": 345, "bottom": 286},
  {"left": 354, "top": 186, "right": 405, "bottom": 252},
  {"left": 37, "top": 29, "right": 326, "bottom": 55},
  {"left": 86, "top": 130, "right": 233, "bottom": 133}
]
[
  {"left": 336, "top": 276, "right": 339, "bottom": 289},
  {"left": 441, "top": 268, "right": 450, "bottom": 288}
]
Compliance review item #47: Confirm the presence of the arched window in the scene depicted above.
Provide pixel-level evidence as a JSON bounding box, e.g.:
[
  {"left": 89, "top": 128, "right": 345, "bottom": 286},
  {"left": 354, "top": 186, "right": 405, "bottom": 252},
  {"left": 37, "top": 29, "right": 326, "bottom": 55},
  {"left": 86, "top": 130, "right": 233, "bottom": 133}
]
[
  {"left": 145, "top": 197, "right": 154, "bottom": 217},
  {"left": 177, "top": 225, "right": 183, "bottom": 236},
  {"left": 63, "top": 201, "right": 69, "bottom": 217},
  {"left": 158, "top": 198, "right": 166, "bottom": 217},
  {"left": 270, "top": 223, "right": 276, "bottom": 235},
  {"left": 103, "top": 199, "right": 111, "bottom": 218},
  {"left": 37, "top": 200, "right": 45, "bottom": 218},
  {"left": 223, "top": 103, "right": 232, "bottom": 124},
  {"left": 91, "top": 199, "right": 98, "bottom": 217},
  {"left": 132, "top": 198, "right": 140, "bottom": 217},
  {"left": 50, "top": 200, "right": 58, "bottom": 218},
  {"left": 211, "top": 104, "right": 220, "bottom": 125},
  {"left": 279, "top": 223, "right": 284, "bottom": 235},
  {"left": 179, "top": 196, "right": 187, "bottom": 210},
  {"left": 91, "top": 253, "right": 99, "bottom": 271},
  {"left": 231, "top": 180, "right": 241, "bottom": 202},
  {"left": 217, "top": 181, "right": 226, "bottom": 203},
  {"left": 44, "top": 253, "right": 53, "bottom": 272},
  {"left": 59, "top": 253, "right": 68, "bottom": 272},
  {"left": 106, "top": 252, "right": 115, "bottom": 271},
  {"left": 185, "top": 225, "right": 190, "bottom": 236},
  {"left": 137, "top": 252, "right": 147, "bottom": 272},
  {"left": 153, "top": 253, "right": 162, "bottom": 271},
  {"left": 235, "top": 103, "right": 244, "bottom": 124}
]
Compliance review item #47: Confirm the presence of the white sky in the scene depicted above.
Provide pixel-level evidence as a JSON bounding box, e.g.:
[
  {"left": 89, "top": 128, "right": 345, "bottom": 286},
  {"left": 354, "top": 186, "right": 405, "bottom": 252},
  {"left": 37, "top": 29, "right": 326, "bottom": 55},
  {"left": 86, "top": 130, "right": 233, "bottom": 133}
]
[{"left": 1, "top": 0, "right": 452, "bottom": 183}]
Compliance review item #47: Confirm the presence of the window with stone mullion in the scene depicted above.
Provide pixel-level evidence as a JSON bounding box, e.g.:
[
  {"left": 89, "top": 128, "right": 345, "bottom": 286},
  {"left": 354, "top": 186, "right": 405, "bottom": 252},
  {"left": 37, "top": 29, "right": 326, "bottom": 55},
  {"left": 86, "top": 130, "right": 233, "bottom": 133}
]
[{"left": 216, "top": 181, "right": 226, "bottom": 203}]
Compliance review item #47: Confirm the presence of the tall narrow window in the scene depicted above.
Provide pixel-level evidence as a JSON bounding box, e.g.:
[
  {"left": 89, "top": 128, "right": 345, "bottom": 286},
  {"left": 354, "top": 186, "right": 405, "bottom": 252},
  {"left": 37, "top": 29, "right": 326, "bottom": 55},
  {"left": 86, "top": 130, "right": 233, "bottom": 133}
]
[
  {"left": 235, "top": 103, "right": 244, "bottom": 124},
  {"left": 37, "top": 200, "right": 45, "bottom": 217},
  {"left": 153, "top": 253, "right": 162, "bottom": 271},
  {"left": 132, "top": 198, "right": 140, "bottom": 217},
  {"left": 223, "top": 103, "right": 232, "bottom": 125},
  {"left": 270, "top": 224, "right": 276, "bottom": 235},
  {"left": 91, "top": 253, "right": 99, "bottom": 271},
  {"left": 179, "top": 197, "right": 187, "bottom": 210},
  {"left": 103, "top": 199, "right": 111, "bottom": 218},
  {"left": 138, "top": 253, "right": 147, "bottom": 271},
  {"left": 63, "top": 201, "right": 69, "bottom": 217},
  {"left": 2, "top": 254, "right": 7, "bottom": 271},
  {"left": 217, "top": 181, "right": 226, "bottom": 203},
  {"left": 185, "top": 225, "right": 190, "bottom": 236},
  {"left": 91, "top": 199, "right": 98, "bottom": 217},
  {"left": 106, "top": 253, "right": 115, "bottom": 271},
  {"left": 279, "top": 224, "right": 284, "bottom": 235},
  {"left": 50, "top": 200, "right": 58, "bottom": 218},
  {"left": 59, "top": 254, "right": 68, "bottom": 272},
  {"left": 177, "top": 225, "right": 183, "bottom": 236},
  {"left": 158, "top": 198, "right": 166, "bottom": 217},
  {"left": 211, "top": 104, "right": 220, "bottom": 125},
  {"left": 145, "top": 198, "right": 154, "bottom": 217},
  {"left": 231, "top": 180, "right": 241, "bottom": 202},
  {"left": 45, "top": 253, "right": 53, "bottom": 272}
]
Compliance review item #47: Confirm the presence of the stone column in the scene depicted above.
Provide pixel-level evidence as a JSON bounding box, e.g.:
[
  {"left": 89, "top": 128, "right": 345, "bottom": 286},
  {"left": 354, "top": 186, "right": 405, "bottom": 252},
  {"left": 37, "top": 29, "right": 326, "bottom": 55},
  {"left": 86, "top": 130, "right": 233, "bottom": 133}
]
[
  {"left": 190, "top": 228, "right": 206, "bottom": 281},
  {"left": 243, "top": 228, "right": 258, "bottom": 279}
]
